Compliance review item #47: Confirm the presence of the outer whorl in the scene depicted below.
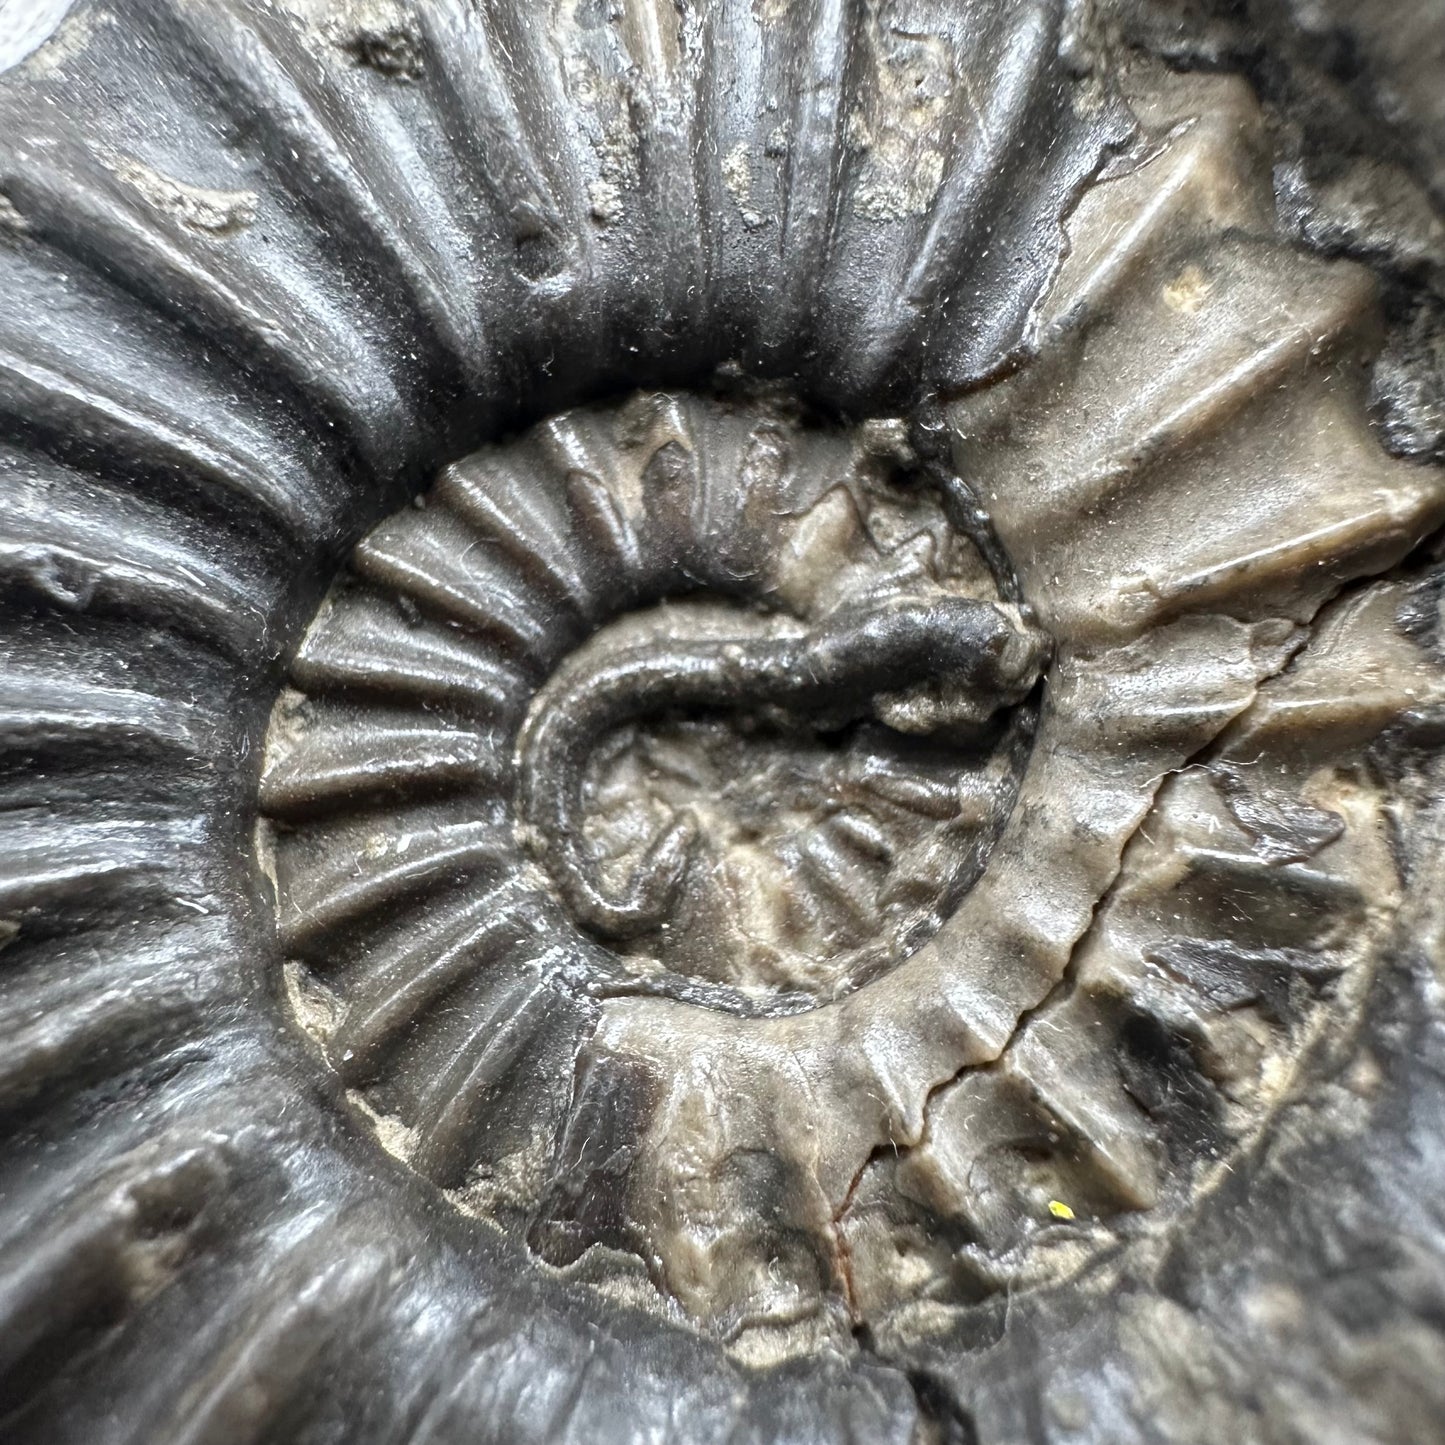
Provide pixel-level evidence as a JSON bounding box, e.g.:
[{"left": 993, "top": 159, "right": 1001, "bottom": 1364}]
[{"left": 2, "top": 2, "right": 1445, "bottom": 1443}]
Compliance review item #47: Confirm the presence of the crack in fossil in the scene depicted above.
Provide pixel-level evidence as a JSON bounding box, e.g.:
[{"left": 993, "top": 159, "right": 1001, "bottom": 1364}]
[{"left": 897, "top": 613, "right": 1315, "bottom": 1159}]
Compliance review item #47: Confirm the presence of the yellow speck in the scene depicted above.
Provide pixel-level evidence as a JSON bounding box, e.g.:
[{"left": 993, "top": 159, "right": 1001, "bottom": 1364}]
[
  {"left": 1162, "top": 263, "right": 1213, "bottom": 314},
  {"left": 1048, "top": 1199, "right": 1075, "bottom": 1221}
]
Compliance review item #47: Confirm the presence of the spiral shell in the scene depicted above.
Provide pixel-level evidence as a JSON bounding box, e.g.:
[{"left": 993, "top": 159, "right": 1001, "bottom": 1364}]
[{"left": 2, "top": 1, "right": 1444, "bottom": 1440}]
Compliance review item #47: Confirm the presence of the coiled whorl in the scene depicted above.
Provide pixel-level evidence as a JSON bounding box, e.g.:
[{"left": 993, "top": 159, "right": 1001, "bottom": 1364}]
[{"left": 2, "top": 3, "right": 1444, "bottom": 1442}]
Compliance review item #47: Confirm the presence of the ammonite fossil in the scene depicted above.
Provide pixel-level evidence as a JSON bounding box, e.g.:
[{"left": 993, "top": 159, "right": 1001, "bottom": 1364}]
[{"left": 3, "top": 1, "right": 1445, "bottom": 1441}]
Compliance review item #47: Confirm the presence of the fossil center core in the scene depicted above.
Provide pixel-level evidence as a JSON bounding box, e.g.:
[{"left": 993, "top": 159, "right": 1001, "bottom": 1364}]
[
  {"left": 258, "top": 388, "right": 1061, "bottom": 1336},
  {"left": 515, "top": 589, "right": 1044, "bottom": 997}
]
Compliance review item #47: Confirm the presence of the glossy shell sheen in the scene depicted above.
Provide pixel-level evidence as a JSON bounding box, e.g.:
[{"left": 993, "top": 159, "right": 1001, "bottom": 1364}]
[{"left": 3, "top": 2, "right": 1445, "bottom": 1443}]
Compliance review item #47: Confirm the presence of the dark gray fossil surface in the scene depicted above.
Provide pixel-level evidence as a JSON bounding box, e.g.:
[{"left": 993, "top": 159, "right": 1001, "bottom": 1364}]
[{"left": 2, "top": 1, "right": 1445, "bottom": 1442}]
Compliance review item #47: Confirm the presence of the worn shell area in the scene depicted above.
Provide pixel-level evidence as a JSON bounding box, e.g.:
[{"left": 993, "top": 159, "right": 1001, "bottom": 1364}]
[{"left": 0, "top": 1, "right": 1443, "bottom": 1444}]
